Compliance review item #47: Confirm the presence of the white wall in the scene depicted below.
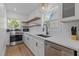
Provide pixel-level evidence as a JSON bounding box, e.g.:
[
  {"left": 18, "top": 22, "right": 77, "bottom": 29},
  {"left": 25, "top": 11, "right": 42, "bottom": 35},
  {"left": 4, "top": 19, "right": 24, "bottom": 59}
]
[
  {"left": 0, "top": 3, "right": 7, "bottom": 56},
  {"left": 7, "top": 11, "right": 27, "bottom": 22},
  {"left": 28, "top": 7, "right": 41, "bottom": 21},
  {"left": 28, "top": 3, "right": 62, "bottom": 35},
  {"left": 28, "top": 7, "right": 43, "bottom": 34}
]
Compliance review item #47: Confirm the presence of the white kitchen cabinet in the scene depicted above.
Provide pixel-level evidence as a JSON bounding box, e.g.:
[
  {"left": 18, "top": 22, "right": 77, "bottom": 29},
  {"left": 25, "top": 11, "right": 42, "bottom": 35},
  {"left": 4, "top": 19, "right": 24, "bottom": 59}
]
[
  {"left": 28, "top": 35, "right": 44, "bottom": 56},
  {"left": 30, "top": 38, "right": 37, "bottom": 55},
  {"left": 23, "top": 33, "right": 30, "bottom": 48},
  {"left": 60, "top": 3, "right": 79, "bottom": 22},
  {"left": 23, "top": 33, "right": 37, "bottom": 55},
  {"left": 23, "top": 33, "right": 27, "bottom": 45},
  {"left": 23, "top": 33, "right": 44, "bottom": 56},
  {"left": 36, "top": 39, "right": 44, "bottom": 56}
]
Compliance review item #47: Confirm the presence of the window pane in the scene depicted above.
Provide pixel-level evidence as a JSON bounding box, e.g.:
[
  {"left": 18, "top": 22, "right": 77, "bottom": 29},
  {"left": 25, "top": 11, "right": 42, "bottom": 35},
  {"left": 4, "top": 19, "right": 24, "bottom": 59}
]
[{"left": 7, "top": 17, "right": 20, "bottom": 29}]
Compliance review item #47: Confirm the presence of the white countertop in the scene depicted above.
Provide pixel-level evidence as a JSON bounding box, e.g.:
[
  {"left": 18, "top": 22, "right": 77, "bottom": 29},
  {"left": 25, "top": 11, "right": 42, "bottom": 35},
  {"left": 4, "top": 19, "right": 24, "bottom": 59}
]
[
  {"left": 45, "top": 36, "right": 79, "bottom": 51},
  {"left": 24, "top": 32, "right": 79, "bottom": 51}
]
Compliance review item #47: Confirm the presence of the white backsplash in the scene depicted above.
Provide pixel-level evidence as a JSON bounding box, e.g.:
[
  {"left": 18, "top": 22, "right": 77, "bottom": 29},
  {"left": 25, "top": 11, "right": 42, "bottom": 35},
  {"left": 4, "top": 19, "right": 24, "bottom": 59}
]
[
  {"left": 49, "top": 20, "right": 79, "bottom": 40},
  {"left": 62, "top": 21, "right": 79, "bottom": 40},
  {"left": 29, "top": 26, "right": 43, "bottom": 34},
  {"left": 29, "top": 19, "right": 79, "bottom": 41}
]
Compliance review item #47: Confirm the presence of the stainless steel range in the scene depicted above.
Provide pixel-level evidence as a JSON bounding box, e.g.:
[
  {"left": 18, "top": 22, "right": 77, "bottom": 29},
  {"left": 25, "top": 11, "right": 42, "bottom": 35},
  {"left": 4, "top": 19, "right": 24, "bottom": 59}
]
[{"left": 10, "top": 29, "right": 23, "bottom": 45}]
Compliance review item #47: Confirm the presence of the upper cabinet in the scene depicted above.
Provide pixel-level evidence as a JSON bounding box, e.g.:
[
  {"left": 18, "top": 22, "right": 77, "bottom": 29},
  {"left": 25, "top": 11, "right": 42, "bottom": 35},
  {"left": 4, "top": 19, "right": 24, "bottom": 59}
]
[
  {"left": 61, "top": 3, "right": 79, "bottom": 22},
  {"left": 62, "top": 3, "right": 75, "bottom": 18}
]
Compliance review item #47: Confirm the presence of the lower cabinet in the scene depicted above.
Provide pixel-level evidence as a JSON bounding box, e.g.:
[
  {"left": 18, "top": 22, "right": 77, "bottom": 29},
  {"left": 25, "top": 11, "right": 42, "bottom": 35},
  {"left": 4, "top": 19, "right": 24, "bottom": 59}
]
[
  {"left": 30, "top": 38, "right": 38, "bottom": 55},
  {"left": 32, "top": 39, "right": 44, "bottom": 56},
  {"left": 23, "top": 33, "right": 28, "bottom": 46},
  {"left": 23, "top": 33, "right": 44, "bottom": 56},
  {"left": 23, "top": 33, "right": 77, "bottom": 56},
  {"left": 36, "top": 39, "right": 44, "bottom": 56}
]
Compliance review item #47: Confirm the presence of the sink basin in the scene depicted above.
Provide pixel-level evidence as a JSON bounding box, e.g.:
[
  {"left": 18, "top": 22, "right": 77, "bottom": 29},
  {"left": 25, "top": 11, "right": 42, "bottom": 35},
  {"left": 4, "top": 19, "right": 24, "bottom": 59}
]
[{"left": 37, "top": 34, "right": 50, "bottom": 38}]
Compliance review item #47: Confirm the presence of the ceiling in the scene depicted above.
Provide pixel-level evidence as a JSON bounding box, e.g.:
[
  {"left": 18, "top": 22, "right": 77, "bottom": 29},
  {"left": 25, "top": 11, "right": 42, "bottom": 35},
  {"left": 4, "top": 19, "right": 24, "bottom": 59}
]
[{"left": 5, "top": 3, "right": 40, "bottom": 16}]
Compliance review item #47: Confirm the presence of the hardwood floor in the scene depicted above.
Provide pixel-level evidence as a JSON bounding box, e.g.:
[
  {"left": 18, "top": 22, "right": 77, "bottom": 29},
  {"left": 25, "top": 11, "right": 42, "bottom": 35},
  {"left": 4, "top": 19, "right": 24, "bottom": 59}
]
[{"left": 5, "top": 43, "right": 33, "bottom": 56}]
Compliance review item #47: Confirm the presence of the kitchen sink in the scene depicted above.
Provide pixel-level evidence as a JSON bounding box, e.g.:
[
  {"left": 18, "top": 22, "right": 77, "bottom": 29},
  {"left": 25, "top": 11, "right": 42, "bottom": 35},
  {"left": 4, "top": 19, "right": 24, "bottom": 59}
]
[{"left": 37, "top": 34, "right": 50, "bottom": 38}]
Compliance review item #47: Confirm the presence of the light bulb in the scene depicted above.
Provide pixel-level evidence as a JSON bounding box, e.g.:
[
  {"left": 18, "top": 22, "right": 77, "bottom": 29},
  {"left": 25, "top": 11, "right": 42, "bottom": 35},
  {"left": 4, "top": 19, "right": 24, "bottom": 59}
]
[{"left": 42, "top": 6, "right": 45, "bottom": 10}]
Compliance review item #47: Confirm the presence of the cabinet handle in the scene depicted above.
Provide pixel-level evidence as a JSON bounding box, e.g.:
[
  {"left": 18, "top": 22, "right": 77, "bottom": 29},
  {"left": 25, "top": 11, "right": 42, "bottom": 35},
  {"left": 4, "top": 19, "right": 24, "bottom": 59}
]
[
  {"left": 36, "top": 42, "right": 38, "bottom": 47},
  {"left": 27, "top": 37, "right": 29, "bottom": 40}
]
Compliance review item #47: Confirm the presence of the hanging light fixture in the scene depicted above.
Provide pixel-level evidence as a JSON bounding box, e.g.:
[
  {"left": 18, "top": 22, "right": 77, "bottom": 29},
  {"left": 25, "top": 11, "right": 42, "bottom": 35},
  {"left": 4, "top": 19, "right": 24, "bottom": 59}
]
[
  {"left": 41, "top": 3, "right": 46, "bottom": 10},
  {"left": 40, "top": 3, "right": 48, "bottom": 12}
]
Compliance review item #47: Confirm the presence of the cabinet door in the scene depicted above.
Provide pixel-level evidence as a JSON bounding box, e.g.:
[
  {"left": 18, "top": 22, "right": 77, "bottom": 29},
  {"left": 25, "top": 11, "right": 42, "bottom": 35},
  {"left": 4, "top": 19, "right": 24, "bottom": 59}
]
[
  {"left": 23, "top": 33, "right": 27, "bottom": 43},
  {"left": 62, "top": 3, "right": 75, "bottom": 18},
  {"left": 23, "top": 34, "right": 30, "bottom": 47},
  {"left": 35, "top": 39, "right": 44, "bottom": 56},
  {"left": 30, "top": 37, "right": 44, "bottom": 56},
  {"left": 37, "top": 41, "right": 44, "bottom": 56},
  {"left": 31, "top": 39, "right": 37, "bottom": 56},
  {"left": 26, "top": 35, "right": 33, "bottom": 49},
  {"left": 28, "top": 36, "right": 34, "bottom": 50},
  {"left": 23, "top": 34, "right": 44, "bottom": 56}
]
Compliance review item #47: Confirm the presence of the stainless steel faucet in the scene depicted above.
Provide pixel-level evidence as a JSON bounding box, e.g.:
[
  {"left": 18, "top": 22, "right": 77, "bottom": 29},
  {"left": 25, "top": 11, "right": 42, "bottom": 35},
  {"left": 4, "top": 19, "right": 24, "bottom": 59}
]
[{"left": 43, "top": 24, "right": 49, "bottom": 35}]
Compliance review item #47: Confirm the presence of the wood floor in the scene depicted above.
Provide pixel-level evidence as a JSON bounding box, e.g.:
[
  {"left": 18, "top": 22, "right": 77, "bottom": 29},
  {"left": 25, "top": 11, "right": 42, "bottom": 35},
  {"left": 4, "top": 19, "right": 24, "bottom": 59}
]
[{"left": 5, "top": 43, "right": 33, "bottom": 56}]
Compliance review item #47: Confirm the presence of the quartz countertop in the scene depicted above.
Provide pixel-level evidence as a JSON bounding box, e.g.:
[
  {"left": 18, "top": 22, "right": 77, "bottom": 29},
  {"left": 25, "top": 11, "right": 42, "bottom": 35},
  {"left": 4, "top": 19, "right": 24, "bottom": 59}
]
[{"left": 24, "top": 32, "right": 79, "bottom": 51}]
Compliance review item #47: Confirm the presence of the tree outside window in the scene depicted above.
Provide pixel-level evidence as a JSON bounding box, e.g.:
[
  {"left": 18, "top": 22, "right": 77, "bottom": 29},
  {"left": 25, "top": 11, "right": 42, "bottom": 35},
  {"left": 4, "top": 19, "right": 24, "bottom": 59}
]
[{"left": 8, "top": 17, "right": 20, "bottom": 29}]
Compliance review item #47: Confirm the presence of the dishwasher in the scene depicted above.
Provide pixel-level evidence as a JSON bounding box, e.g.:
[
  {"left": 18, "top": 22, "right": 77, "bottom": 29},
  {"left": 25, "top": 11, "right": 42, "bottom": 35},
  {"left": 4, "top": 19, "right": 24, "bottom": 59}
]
[{"left": 45, "top": 40, "right": 77, "bottom": 56}]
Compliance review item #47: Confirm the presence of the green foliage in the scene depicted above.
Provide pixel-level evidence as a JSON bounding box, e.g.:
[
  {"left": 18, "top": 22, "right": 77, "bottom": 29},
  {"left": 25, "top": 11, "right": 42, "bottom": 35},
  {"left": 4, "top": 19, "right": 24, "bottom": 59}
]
[{"left": 8, "top": 17, "right": 20, "bottom": 28}]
